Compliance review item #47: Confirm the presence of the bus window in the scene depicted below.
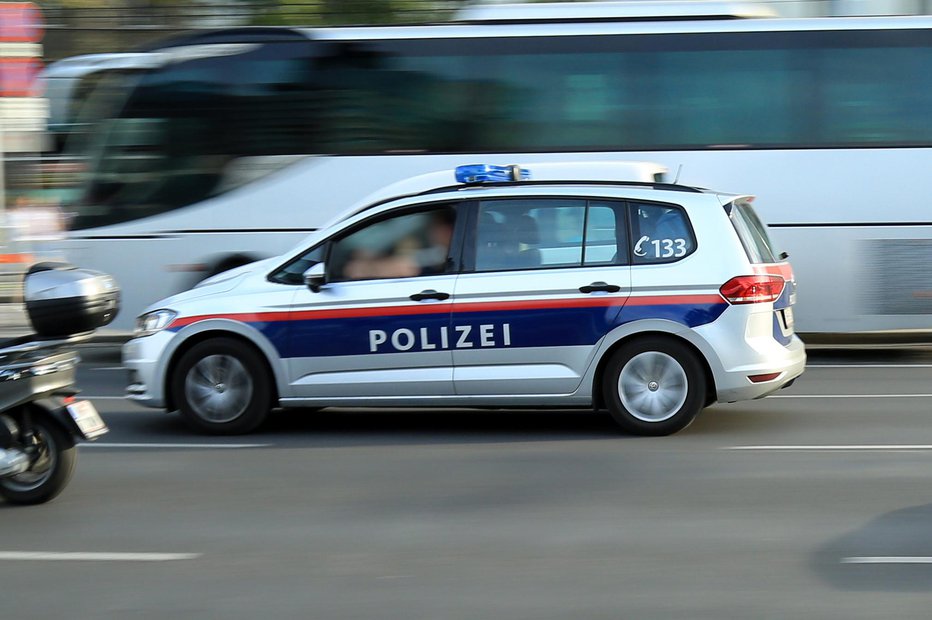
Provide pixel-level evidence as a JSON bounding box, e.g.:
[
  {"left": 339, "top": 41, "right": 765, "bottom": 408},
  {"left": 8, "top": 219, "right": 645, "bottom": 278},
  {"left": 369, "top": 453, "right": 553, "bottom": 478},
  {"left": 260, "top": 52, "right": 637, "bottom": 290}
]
[
  {"left": 72, "top": 28, "right": 932, "bottom": 232},
  {"left": 818, "top": 46, "right": 932, "bottom": 145}
]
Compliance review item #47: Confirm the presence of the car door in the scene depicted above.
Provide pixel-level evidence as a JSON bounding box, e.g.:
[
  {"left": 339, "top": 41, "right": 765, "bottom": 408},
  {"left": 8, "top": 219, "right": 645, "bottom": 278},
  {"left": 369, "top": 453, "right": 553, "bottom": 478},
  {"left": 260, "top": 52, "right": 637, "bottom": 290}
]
[
  {"left": 283, "top": 203, "right": 464, "bottom": 401},
  {"left": 451, "top": 197, "right": 631, "bottom": 396}
]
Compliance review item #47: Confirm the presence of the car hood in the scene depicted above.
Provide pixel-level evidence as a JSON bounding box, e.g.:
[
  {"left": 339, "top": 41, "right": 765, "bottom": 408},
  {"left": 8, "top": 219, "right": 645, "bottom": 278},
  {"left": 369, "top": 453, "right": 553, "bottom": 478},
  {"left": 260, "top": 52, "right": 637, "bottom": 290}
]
[
  {"left": 194, "top": 256, "right": 278, "bottom": 288},
  {"left": 141, "top": 256, "right": 279, "bottom": 315}
]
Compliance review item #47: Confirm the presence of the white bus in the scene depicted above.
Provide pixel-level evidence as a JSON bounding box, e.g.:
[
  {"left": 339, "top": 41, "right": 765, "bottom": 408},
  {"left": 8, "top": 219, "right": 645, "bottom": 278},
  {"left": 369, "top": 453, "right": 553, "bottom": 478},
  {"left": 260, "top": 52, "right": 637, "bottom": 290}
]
[{"left": 60, "top": 3, "right": 932, "bottom": 335}]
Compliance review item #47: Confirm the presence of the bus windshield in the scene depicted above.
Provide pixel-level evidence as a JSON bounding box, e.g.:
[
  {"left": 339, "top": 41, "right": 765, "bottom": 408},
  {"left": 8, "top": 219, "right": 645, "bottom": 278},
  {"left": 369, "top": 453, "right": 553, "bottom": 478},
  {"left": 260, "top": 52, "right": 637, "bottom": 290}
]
[
  {"left": 73, "top": 41, "right": 316, "bottom": 230},
  {"left": 64, "top": 68, "right": 145, "bottom": 157}
]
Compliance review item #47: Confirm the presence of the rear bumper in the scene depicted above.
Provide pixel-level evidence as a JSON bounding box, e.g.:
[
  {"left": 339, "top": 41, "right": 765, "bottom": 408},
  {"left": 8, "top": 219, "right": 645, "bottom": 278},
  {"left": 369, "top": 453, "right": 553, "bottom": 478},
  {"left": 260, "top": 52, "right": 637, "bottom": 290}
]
[{"left": 713, "top": 335, "right": 806, "bottom": 403}]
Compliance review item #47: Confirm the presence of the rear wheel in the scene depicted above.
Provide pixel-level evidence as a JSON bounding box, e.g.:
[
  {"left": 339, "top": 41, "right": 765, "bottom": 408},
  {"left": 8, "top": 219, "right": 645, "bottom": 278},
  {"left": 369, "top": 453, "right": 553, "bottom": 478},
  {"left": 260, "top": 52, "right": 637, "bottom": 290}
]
[
  {"left": 172, "top": 338, "right": 272, "bottom": 435},
  {"left": 0, "top": 410, "right": 76, "bottom": 505},
  {"left": 602, "top": 337, "right": 706, "bottom": 436}
]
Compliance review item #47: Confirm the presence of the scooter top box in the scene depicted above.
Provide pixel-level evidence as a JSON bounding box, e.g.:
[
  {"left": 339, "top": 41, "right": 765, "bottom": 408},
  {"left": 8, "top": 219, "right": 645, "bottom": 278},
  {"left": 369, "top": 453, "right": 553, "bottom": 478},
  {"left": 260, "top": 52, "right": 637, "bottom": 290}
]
[{"left": 23, "top": 264, "right": 120, "bottom": 338}]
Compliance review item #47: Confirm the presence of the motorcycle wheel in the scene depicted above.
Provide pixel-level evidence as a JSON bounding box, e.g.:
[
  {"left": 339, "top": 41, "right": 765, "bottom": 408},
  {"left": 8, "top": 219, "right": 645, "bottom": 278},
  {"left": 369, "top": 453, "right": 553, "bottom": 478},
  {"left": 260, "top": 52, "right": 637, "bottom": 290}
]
[{"left": 0, "top": 411, "right": 76, "bottom": 505}]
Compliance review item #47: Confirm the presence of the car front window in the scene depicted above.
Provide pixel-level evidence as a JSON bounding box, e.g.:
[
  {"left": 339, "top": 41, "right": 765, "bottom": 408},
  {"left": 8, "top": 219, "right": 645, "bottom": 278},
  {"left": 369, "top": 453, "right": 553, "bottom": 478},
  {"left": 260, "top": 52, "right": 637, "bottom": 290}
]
[{"left": 329, "top": 206, "right": 457, "bottom": 282}]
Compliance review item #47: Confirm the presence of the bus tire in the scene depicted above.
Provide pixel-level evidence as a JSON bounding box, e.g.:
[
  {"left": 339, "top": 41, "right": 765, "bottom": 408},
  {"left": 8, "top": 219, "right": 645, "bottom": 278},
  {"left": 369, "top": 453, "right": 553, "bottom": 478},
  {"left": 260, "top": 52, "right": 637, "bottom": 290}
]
[
  {"left": 602, "top": 336, "right": 706, "bottom": 436},
  {"left": 172, "top": 337, "right": 271, "bottom": 435},
  {"left": 203, "top": 255, "right": 256, "bottom": 280}
]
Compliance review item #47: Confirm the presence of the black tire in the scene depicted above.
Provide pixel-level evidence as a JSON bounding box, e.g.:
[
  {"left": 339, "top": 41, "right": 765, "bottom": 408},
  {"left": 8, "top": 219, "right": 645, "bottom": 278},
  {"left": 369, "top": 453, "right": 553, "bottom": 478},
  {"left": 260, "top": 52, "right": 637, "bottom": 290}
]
[
  {"left": 172, "top": 337, "right": 272, "bottom": 435},
  {"left": 201, "top": 257, "right": 255, "bottom": 282},
  {"left": 0, "top": 411, "right": 76, "bottom": 505},
  {"left": 602, "top": 336, "right": 707, "bottom": 436}
]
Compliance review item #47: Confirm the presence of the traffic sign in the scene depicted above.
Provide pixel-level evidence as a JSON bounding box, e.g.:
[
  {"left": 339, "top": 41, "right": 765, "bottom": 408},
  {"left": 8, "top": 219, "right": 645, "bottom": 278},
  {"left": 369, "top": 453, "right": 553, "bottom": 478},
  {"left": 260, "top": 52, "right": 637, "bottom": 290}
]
[{"left": 0, "top": 3, "right": 42, "bottom": 43}]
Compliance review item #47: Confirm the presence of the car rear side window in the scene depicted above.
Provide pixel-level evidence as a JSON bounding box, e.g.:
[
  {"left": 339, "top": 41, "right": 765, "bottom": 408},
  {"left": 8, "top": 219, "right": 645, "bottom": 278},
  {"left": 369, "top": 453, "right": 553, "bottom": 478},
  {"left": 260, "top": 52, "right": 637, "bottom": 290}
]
[
  {"left": 585, "top": 201, "right": 627, "bottom": 266},
  {"left": 476, "top": 199, "right": 586, "bottom": 271},
  {"left": 629, "top": 202, "right": 696, "bottom": 264},
  {"left": 474, "top": 199, "right": 629, "bottom": 272},
  {"left": 729, "top": 200, "right": 779, "bottom": 264}
]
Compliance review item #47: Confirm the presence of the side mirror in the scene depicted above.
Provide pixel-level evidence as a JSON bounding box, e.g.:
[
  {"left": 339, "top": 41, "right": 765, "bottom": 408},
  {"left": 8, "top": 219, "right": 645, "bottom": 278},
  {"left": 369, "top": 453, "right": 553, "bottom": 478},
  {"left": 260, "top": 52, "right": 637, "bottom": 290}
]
[{"left": 303, "top": 263, "right": 327, "bottom": 293}]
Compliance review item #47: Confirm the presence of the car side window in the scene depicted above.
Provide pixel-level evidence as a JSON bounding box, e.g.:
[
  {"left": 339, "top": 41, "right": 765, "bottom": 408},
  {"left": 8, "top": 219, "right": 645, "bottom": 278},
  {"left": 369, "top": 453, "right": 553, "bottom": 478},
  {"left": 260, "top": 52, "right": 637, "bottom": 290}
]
[
  {"left": 475, "top": 199, "right": 629, "bottom": 272},
  {"left": 329, "top": 205, "right": 458, "bottom": 282},
  {"left": 475, "top": 199, "right": 587, "bottom": 272},
  {"left": 584, "top": 201, "right": 627, "bottom": 266},
  {"left": 629, "top": 202, "right": 696, "bottom": 264}
]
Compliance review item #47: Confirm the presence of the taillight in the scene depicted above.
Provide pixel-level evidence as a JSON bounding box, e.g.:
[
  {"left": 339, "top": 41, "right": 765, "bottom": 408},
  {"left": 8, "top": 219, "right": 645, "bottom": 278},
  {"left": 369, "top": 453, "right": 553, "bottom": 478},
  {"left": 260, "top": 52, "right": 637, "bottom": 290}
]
[
  {"left": 748, "top": 372, "right": 781, "bottom": 383},
  {"left": 720, "top": 275, "right": 785, "bottom": 305}
]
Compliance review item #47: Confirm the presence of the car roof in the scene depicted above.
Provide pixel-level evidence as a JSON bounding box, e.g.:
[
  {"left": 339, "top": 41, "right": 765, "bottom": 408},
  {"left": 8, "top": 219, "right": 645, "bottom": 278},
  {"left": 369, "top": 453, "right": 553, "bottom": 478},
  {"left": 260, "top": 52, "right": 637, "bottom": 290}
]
[
  {"left": 337, "top": 161, "right": 673, "bottom": 222},
  {"left": 343, "top": 184, "right": 744, "bottom": 231},
  {"left": 320, "top": 161, "right": 748, "bottom": 234}
]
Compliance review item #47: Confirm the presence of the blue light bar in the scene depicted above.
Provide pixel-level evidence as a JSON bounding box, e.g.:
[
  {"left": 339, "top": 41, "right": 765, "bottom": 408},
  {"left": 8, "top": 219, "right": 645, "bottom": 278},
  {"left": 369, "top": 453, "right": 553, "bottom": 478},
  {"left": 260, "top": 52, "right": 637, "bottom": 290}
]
[{"left": 455, "top": 164, "right": 531, "bottom": 184}]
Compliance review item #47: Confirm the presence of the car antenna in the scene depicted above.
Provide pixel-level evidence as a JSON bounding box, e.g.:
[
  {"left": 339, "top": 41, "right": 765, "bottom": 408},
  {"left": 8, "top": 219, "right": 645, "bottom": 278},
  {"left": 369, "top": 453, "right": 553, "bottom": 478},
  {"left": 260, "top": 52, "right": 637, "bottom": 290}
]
[{"left": 672, "top": 164, "right": 684, "bottom": 185}]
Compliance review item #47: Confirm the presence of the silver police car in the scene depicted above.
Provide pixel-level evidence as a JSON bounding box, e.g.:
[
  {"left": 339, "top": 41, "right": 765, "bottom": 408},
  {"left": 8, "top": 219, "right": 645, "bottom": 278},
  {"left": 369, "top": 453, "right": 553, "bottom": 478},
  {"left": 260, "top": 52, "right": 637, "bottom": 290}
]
[{"left": 123, "top": 162, "right": 805, "bottom": 436}]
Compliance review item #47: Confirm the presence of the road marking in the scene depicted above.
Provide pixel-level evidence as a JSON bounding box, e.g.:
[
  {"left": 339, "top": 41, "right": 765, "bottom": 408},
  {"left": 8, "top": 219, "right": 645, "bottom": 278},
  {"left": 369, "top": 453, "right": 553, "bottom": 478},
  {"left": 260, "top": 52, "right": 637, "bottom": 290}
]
[
  {"left": 841, "top": 556, "right": 932, "bottom": 564},
  {"left": 727, "top": 445, "right": 932, "bottom": 451},
  {"left": 770, "top": 394, "right": 932, "bottom": 399},
  {"left": 0, "top": 552, "right": 201, "bottom": 562},
  {"left": 80, "top": 442, "right": 271, "bottom": 449}
]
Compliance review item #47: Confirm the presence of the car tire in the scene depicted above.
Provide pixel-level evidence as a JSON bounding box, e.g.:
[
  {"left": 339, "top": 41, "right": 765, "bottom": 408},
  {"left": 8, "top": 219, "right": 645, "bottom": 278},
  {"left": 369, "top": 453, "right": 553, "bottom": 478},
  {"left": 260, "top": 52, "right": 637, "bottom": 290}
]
[
  {"left": 602, "top": 336, "right": 706, "bottom": 436},
  {"left": 172, "top": 337, "right": 272, "bottom": 435}
]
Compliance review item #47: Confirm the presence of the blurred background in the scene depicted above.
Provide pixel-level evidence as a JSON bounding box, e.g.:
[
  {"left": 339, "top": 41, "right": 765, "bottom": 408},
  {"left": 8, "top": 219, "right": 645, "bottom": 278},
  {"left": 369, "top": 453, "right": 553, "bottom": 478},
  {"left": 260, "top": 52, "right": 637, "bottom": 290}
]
[{"left": 0, "top": 5, "right": 931, "bottom": 618}]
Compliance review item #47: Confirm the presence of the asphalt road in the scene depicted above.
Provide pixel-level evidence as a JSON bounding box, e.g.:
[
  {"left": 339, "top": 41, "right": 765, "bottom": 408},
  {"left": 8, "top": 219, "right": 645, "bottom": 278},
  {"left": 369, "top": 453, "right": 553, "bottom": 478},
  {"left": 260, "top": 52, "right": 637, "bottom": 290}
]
[{"left": 3, "top": 348, "right": 932, "bottom": 619}]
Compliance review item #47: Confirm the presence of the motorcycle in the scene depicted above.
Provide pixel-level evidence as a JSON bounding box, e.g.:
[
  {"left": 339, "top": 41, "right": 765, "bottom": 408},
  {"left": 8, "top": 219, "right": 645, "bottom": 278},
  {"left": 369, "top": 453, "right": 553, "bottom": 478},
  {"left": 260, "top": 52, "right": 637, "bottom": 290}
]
[{"left": 0, "top": 263, "right": 119, "bottom": 505}]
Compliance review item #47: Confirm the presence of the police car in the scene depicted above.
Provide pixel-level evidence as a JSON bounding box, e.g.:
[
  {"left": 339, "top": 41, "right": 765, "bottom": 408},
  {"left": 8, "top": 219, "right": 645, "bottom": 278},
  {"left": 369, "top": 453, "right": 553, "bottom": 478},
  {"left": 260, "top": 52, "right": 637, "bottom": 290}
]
[{"left": 123, "top": 162, "right": 805, "bottom": 436}]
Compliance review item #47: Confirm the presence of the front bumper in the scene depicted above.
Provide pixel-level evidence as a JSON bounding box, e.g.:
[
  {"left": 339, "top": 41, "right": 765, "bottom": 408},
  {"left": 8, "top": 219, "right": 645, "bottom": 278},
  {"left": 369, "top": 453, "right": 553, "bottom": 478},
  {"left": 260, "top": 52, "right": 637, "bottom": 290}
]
[{"left": 122, "top": 331, "right": 174, "bottom": 408}]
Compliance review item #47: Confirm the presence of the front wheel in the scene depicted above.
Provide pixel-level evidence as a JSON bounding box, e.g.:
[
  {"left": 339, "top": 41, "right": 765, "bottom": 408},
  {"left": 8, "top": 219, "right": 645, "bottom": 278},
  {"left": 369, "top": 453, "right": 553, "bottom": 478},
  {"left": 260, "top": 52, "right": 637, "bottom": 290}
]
[
  {"left": 172, "top": 337, "right": 272, "bottom": 435},
  {"left": 0, "top": 411, "right": 76, "bottom": 505},
  {"left": 602, "top": 337, "right": 707, "bottom": 436}
]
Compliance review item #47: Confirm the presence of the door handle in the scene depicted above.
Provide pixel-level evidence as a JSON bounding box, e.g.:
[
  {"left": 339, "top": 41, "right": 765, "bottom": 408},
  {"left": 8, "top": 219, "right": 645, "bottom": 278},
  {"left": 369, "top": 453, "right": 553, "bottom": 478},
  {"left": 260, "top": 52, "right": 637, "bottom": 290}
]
[
  {"left": 410, "top": 289, "right": 450, "bottom": 302},
  {"left": 579, "top": 281, "right": 621, "bottom": 294}
]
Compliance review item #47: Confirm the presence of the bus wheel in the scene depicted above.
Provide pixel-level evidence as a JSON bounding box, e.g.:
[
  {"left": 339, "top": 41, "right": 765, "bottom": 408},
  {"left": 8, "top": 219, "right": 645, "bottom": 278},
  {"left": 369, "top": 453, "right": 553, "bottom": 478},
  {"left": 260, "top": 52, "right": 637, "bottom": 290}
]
[
  {"left": 172, "top": 338, "right": 271, "bottom": 435},
  {"left": 203, "top": 255, "right": 256, "bottom": 280},
  {"left": 602, "top": 336, "right": 706, "bottom": 436}
]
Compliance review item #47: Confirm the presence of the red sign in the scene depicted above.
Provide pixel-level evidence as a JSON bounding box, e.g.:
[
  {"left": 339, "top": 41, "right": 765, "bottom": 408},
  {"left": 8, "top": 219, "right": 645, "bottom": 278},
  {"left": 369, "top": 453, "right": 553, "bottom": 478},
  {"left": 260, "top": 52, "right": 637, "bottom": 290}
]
[
  {"left": 0, "top": 57, "right": 40, "bottom": 96},
  {"left": 0, "top": 2, "right": 41, "bottom": 43}
]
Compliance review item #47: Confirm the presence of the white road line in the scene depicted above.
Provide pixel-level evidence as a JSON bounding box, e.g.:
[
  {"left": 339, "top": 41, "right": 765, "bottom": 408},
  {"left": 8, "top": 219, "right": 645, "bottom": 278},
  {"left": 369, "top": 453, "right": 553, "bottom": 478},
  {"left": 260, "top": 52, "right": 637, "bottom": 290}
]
[
  {"left": 727, "top": 445, "right": 932, "bottom": 451},
  {"left": 81, "top": 442, "right": 271, "bottom": 449},
  {"left": 841, "top": 557, "right": 932, "bottom": 564},
  {"left": 0, "top": 552, "right": 201, "bottom": 562},
  {"left": 769, "top": 393, "right": 932, "bottom": 399}
]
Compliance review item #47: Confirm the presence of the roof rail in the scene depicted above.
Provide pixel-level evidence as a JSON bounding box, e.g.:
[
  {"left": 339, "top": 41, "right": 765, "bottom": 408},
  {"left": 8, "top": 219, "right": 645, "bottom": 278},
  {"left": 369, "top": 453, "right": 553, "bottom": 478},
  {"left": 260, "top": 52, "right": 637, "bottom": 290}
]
[
  {"left": 454, "top": 1, "right": 777, "bottom": 24},
  {"left": 352, "top": 180, "right": 702, "bottom": 223},
  {"left": 418, "top": 180, "right": 703, "bottom": 196}
]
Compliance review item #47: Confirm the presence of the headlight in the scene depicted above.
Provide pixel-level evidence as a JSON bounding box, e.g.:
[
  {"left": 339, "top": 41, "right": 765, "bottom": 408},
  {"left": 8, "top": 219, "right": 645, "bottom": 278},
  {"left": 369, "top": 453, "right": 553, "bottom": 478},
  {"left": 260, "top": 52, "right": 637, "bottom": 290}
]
[{"left": 134, "top": 309, "right": 177, "bottom": 337}]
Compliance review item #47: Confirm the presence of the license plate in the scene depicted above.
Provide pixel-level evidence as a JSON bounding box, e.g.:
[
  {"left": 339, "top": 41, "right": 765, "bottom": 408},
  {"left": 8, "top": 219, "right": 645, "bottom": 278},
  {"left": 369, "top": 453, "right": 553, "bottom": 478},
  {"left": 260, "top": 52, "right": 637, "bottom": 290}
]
[
  {"left": 782, "top": 307, "right": 795, "bottom": 330},
  {"left": 66, "top": 400, "right": 108, "bottom": 440}
]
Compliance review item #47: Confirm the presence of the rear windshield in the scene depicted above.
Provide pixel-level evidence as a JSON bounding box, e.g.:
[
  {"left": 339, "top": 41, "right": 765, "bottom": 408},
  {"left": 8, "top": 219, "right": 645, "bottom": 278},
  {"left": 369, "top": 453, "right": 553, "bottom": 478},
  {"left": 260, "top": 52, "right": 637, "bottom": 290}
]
[{"left": 729, "top": 199, "right": 779, "bottom": 264}]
